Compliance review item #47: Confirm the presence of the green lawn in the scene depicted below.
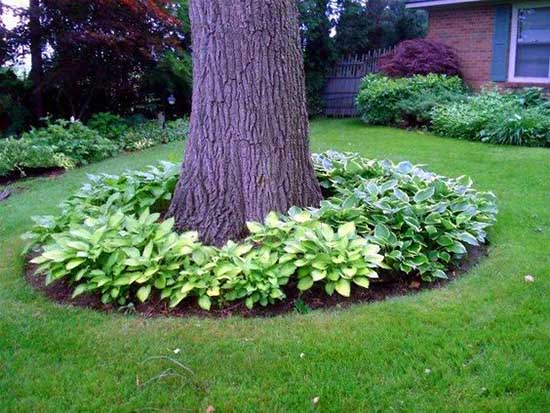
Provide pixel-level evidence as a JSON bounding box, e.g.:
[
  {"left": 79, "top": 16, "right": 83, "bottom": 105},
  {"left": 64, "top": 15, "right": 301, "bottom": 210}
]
[{"left": 1, "top": 119, "right": 549, "bottom": 413}]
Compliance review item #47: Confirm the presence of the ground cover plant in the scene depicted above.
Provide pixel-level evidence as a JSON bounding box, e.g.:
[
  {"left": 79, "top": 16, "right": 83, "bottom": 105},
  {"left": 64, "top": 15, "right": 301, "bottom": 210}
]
[
  {"left": 1, "top": 120, "right": 549, "bottom": 412},
  {"left": 0, "top": 117, "right": 189, "bottom": 179},
  {"left": 24, "top": 150, "right": 497, "bottom": 311},
  {"left": 358, "top": 74, "right": 550, "bottom": 147}
]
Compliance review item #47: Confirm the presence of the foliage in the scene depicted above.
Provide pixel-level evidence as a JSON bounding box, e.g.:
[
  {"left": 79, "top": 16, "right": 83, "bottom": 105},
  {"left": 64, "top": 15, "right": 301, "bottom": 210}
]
[
  {"left": 7, "top": 0, "right": 186, "bottom": 120},
  {"left": 87, "top": 112, "right": 129, "bottom": 141},
  {"left": 0, "top": 137, "right": 65, "bottom": 177},
  {"left": 25, "top": 151, "right": 497, "bottom": 310},
  {"left": 22, "top": 119, "right": 119, "bottom": 166},
  {"left": 0, "top": 68, "right": 32, "bottom": 137},
  {"left": 312, "top": 151, "right": 497, "bottom": 279},
  {"left": 119, "top": 119, "right": 189, "bottom": 151},
  {"left": 0, "top": 116, "right": 188, "bottom": 178},
  {"left": 480, "top": 107, "right": 550, "bottom": 147},
  {"left": 431, "top": 88, "right": 550, "bottom": 146},
  {"left": 1, "top": 119, "right": 547, "bottom": 413},
  {"left": 356, "top": 73, "right": 466, "bottom": 126},
  {"left": 333, "top": 0, "right": 427, "bottom": 57},
  {"left": 298, "top": 0, "right": 337, "bottom": 117},
  {"left": 380, "top": 39, "right": 462, "bottom": 78}
]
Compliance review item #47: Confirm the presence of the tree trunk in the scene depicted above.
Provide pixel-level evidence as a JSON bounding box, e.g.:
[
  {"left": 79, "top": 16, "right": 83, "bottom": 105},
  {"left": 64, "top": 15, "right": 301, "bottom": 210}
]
[
  {"left": 29, "top": 0, "right": 45, "bottom": 119},
  {"left": 168, "top": 0, "right": 323, "bottom": 246}
]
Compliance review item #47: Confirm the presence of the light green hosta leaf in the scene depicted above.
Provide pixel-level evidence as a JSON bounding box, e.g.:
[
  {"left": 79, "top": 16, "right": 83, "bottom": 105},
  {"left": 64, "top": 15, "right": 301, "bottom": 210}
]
[
  {"left": 318, "top": 223, "right": 334, "bottom": 241},
  {"left": 42, "top": 249, "right": 67, "bottom": 262},
  {"left": 72, "top": 284, "right": 87, "bottom": 298},
  {"left": 66, "top": 258, "right": 85, "bottom": 270},
  {"left": 137, "top": 285, "right": 151, "bottom": 302},
  {"left": 335, "top": 278, "right": 351, "bottom": 297},
  {"left": 353, "top": 276, "right": 370, "bottom": 289},
  {"left": 311, "top": 269, "right": 326, "bottom": 281},
  {"left": 297, "top": 276, "right": 314, "bottom": 291},
  {"left": 198, "top": 295, "right": 211, "bottom": 311},
  {"left": 337, "top": 222, "right": 356, "bottom": 238},
  {"left": 246, "top": 221, "right": 264, "bottom": 234}
]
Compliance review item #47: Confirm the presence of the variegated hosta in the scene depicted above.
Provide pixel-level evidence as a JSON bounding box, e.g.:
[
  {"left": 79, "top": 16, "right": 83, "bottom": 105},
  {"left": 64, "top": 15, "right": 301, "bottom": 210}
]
[{"left": 311, "top": 151, "right": 498, "bottom": 281}]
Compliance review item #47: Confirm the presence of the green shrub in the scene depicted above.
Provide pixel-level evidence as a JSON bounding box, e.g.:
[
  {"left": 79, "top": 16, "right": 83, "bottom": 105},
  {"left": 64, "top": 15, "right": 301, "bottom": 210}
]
[
  {"left": 0, "top": 137, "right": 72, "bottom": 177},
  {"left": 25, "top": 152, "right": 498, "bottom": 310},
  {"left": 480, "top": 107, "right": 550, "bottom": 147},
  {"left": 23, "top": 119, "right": 119, "bottom": 166},
  {"left": 119, "top": 118, "right": 189, "bottom": 151},
  {"left": 87, "top": 112, "right": 129, "bottom": 141},
  {"left": 356, "top": 74, "right": 467, "bottom": 126},
  {"left": 431, "top": 89, "right": 550, "bottom": 146}
]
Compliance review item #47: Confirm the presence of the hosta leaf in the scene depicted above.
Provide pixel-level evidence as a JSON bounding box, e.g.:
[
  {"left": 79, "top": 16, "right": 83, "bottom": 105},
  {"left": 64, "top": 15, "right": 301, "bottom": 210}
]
[
  {"left": 297, "top": 276, "right": 314, "bottom": 291},
  {"left": 338, "top": 222, "right": 356, "bottom": 238},
  {"left": 335, "top": 278, "right": 351, "bottom": 297},
  {"left": 72, "top": 284, "right": 87, "bottom": 298},
  {"left": 414, "top": 186, "right": 435, "bottom": 203},
  {"left": 198, "top": 295, "right": 211, "bottom": 311},
  {"left": 246, "top": 221, "right": 264, "bottom": 234},
  {"left": 137, "top": 285, "right": 151, "bottom": 302},
  {"left": 353, "top": 276, "right": 370, "bottom": 289},
  {"left": 66, "top": 258, "right": 85, "bottom": 270}
]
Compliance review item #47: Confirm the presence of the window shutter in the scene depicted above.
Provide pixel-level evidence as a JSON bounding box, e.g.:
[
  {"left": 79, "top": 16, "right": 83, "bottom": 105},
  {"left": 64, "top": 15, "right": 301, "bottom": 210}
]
[{"left": 491, "top": 5, "right": 512, "bottom": 82}]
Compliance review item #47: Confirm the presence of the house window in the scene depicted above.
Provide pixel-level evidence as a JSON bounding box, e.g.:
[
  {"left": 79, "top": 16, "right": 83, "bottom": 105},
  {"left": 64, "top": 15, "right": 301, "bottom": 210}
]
[{"left": 509, "top": 2, "right": 550, "bottom": 83}]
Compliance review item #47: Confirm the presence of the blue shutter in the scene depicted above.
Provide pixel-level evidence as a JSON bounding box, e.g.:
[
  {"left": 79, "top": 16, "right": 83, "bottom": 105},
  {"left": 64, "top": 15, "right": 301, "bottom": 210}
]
[{"left": 491, "top": 5, "right": 512, "bottom": 82}]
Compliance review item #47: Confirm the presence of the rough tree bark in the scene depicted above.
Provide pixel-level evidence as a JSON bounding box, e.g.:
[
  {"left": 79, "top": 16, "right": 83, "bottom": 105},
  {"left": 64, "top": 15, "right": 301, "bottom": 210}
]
[
  {"left": 29, "top": 0, "right": 45, "bottom": 119},
  {"left": 168, "top": 0, "right": 323, "bottom": 246}
]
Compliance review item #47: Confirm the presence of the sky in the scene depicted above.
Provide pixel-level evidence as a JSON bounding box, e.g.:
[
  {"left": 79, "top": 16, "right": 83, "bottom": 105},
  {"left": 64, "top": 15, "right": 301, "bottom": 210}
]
[{"left": 2, "top": 0, "right": 28, "bottom": 29}]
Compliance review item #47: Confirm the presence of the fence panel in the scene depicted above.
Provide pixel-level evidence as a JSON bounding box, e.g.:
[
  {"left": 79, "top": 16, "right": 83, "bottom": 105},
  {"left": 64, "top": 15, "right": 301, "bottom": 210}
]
[{"left": 322, "top": 48, "right": 392, "bottom": 117}]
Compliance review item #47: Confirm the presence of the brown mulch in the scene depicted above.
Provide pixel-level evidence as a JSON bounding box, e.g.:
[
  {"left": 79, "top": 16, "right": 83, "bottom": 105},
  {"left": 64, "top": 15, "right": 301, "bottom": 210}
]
[
  {"left": 25, "top": 245, "right": 488, "bottom": 319},
  {"left": 0, "top": 167, "right": 66, "bottom": 186}
]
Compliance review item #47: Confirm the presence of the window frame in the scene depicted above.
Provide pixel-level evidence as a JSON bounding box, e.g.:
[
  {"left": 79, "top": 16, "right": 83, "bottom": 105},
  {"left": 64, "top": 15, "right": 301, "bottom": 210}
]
[{"left": 508, "top": 1, "right": 550, "bottom": 84}]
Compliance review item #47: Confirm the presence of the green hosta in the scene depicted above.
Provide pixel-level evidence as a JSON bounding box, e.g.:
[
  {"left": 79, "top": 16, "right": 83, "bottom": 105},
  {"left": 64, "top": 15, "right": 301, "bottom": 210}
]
[
  {"left": 23, "top": 161, "right": 179, "bottom": 250},
  {"left": 311, "top": 151, "right": 498, "bottom": 280},
  {"left": 283, "top": 218, "right": 384, "bottom": 297},
  {"left": 30, "top": 209, "right": 203, "bottom": 305},
  {"left": 247, "top": 210, "right": 384, "bottom": 297},
  {"left": 25, "top": 151, "right": 498, "bottom": 310}
]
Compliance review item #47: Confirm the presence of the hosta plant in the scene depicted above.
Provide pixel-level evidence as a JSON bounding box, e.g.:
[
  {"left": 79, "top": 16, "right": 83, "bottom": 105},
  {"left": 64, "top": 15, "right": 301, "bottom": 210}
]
[{"left": 25, "top": 151, "right": 498, "bottom": 311}]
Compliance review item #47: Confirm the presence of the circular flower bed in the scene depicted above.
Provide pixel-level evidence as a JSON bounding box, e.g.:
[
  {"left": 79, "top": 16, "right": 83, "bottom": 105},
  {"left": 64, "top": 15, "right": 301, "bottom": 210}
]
[{"left": 24, "top": 151, "right": 498, "bottom": 314}]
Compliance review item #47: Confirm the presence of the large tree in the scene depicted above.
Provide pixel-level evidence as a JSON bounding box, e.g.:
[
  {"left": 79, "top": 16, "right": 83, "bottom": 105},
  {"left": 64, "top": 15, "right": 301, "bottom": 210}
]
[{"left": 168, "top": 0, "right": 323, "bottom": 246}]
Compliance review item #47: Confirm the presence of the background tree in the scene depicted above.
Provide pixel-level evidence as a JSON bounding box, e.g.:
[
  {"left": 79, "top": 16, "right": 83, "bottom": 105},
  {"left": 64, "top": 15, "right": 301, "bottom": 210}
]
[
  {"left": 334, "top": 0, "right": 426, "bottom": 56},
  {"left": 7, "top": 0, "right": 187, "bottom": 120},
  {"left": 168, "top": 0, "right": 323, "bottom": 246},
  {"left": 299, "top": 0, "right": 337, "bottom": 116}
]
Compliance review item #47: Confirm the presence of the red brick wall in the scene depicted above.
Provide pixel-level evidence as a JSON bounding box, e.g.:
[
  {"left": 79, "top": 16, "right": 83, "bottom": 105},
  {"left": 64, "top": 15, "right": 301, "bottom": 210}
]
[{"left": 426, "top": 5, "right": 496, "bottom": 89}]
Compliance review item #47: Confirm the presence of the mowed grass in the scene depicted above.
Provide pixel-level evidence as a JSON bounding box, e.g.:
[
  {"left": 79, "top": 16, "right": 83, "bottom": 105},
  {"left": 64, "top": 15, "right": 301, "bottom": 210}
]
[{"left": 1, "top": 119, "right": 549, "bottom": 412}]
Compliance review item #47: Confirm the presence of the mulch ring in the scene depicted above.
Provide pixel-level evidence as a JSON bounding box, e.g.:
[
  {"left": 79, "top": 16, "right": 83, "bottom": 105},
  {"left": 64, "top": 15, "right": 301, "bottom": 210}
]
[
  {"left": 25, "top": 245, "right": 488, "bottom": 319},
  {"left": 0, "top": 167, "right": 66, "bottom": 186}
]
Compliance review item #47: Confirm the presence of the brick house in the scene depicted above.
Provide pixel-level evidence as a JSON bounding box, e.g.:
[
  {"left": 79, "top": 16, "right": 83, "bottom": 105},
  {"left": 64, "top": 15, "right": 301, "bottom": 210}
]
[{"left": 405, "top": 1, "right": 550, "bottom": 89}]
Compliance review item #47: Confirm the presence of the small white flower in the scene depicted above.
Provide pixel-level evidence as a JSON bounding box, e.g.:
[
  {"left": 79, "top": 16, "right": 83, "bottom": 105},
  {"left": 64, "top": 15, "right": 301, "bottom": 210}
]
[
  {"left": 424, "top": 368, "right": 431, "bottom": 374},
  {"left": 300, "top": 353, "right": 305, "bottom": 358},
  {"left": 312, "top": 396, "right": 320, "bottom": 405},
  {"left": 173, "top": 348, "right": 181, "bottom": 354},
  {"left": 524, "top": 275, "right": 535, "bottom": 283}
]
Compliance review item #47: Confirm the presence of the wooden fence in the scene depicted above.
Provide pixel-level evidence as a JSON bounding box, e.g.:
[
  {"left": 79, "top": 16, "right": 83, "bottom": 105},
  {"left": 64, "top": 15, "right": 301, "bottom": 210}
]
[{"left": 322, "top": 47, "right": 393, "bottom": 117}]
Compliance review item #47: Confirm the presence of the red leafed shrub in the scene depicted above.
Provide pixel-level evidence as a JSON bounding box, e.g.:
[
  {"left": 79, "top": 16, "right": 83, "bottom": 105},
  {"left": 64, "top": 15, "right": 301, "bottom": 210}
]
[{"left": 379, "top": 39, "right": 462, "bottom": 78}]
